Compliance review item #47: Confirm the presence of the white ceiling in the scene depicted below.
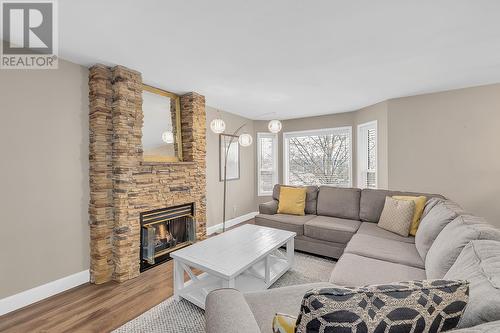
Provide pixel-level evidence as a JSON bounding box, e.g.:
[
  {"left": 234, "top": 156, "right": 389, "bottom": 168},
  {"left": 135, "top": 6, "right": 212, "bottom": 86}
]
[{"left": 60, "top": 0, "right": 500, "bottom": 120}]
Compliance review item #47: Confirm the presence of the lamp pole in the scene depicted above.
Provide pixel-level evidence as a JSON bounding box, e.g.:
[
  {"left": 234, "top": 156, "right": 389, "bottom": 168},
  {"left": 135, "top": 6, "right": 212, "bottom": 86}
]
[{"left": 222, "top": 124, "right": 247, "bottom": 232}]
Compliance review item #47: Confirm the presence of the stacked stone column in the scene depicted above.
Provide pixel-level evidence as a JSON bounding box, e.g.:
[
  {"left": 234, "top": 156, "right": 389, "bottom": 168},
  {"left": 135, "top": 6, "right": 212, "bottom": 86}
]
[
  {"left": 88, "top": 65, "right": 114, "bottom": 284},
  {"left": 110, "top": 66, "right": 143, "bottom": 282},
  {"left": 180, "top": 93, "right": 207, "bottom": 240}
]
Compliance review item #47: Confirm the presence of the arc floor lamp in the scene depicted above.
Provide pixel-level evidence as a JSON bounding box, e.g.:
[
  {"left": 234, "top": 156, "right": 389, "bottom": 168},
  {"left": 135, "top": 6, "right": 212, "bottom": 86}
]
[{"left": 210, "top": 115, "right": 282, "bottom": 232}]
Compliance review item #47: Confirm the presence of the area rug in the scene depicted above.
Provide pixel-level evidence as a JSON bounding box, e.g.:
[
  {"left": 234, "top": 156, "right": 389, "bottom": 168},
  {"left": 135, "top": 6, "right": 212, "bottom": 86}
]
[{"left": 113, "top": 251, "right": 336, "bottom": 333}]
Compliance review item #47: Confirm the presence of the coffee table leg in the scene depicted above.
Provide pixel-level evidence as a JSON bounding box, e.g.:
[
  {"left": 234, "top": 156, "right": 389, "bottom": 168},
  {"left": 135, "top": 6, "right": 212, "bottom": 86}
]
[
  {"left": 265, "top": 255, "right": 270, "bottom": 285},
  {"left": 223, "top": 278, "right": 235, "bottom": 288},
  {"left": 286, "top": 238, "right": 294, "bottom": 267},
  {"left": 173, "top": 259, "right": 184, "bottom": 301}
]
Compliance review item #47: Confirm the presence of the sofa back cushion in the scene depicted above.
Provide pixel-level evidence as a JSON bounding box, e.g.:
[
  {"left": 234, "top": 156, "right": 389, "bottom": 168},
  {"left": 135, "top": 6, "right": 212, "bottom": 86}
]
[
  {"left": 425, "top": 215, "right": 500, "bottom": 279},
  {"left": 444, "top": 240, "right": 500, "bottom": 329},
  {"left": 273, "top": 185, "right": 318, "bottom": 215},
  {"left": 415, "top": 200, "right": 464, "bottom": 261},
  {"left": 316, "top": 186, "right": 361, "bottom": 220},
  {"left": 359, "top": 188, "right": 444, "bottom": 223},
  {"left": 421, "top": 197, "right": 445, "bottom": 220}
]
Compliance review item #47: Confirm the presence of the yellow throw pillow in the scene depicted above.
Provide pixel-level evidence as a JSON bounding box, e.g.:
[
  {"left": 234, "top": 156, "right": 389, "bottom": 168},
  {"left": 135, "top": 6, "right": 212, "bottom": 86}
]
[
  {"left": 392, "top": 195, "right": 427, "bottom": 236},
  {"left": 272, "top": 313, "right": 297, "bottom": 333},
  {"left": 277, "top": 186, "right": 307, "bottom": 216}
]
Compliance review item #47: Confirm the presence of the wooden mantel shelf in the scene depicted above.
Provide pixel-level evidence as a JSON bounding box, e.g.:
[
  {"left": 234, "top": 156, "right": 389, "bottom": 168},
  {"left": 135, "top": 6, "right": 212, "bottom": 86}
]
[{"left": 141, "top": 161, "right": 196, "bottom": 166}]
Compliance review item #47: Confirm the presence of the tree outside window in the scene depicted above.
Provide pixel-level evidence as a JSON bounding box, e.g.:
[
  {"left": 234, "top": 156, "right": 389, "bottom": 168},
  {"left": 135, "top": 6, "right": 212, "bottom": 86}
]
[{"left": 285, "top": 128, "right": 352, "bottom": 187}]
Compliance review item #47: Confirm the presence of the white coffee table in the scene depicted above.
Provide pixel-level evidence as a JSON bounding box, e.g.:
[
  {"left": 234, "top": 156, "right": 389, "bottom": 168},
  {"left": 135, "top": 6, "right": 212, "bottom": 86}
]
[{"left": 170, "top": 224, "right": 296, "bottom": 309}]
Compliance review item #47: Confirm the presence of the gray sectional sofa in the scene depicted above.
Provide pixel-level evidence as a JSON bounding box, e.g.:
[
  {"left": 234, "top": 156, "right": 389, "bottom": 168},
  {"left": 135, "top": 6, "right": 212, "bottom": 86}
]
[
  {"left": 256, "top": 185, "right": 443, "bottom": 259},
  {"left": 206, "top": 185, "right": 500, "bottom": 333}
]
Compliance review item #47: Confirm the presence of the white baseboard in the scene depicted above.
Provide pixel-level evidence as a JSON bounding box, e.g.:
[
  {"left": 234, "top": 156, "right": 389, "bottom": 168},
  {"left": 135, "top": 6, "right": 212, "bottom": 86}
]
[
  {"left": 206, "top": 211, "right": 259, "bottom": 235},
  {"left": 0, "top": 269, "right": 90, "bottom": 316}
]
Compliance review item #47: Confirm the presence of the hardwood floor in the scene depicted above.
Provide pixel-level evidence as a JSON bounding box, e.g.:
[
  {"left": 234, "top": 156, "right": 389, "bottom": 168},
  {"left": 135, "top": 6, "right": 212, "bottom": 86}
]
[
  {"left": 0, "top": 261, "right": 177, "bottom": 333},
  {"left": 0, "top": 219, "right": 255, "bottom": 333}
]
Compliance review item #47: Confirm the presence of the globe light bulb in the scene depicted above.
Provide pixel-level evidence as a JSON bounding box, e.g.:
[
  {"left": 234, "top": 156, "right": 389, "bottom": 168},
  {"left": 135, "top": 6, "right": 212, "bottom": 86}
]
[
  {"left": 268, "top": 119, "right": 282, "bottom": 133},
  {"left": 210, "top": 118, "right": 226, "bottom": 134},
  {"left": 162, "top": 131, "right": 174, "bottom": 144},
  {"left": 238, "top": 133, "right": 253, "bottom": 147}
]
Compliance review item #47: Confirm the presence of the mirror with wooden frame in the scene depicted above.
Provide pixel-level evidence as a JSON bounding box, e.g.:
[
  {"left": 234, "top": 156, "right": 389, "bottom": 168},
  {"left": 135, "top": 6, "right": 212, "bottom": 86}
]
[{"left": 141, "top": 84, "right": 183, "bottom": 162}]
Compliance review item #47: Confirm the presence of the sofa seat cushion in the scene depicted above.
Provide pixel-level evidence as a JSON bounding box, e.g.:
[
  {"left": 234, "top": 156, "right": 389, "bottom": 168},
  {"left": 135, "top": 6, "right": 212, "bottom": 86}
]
[
  {"left": 444, "top": 240, "right": 500, "bottom": 329},
  {"left": 426, "top": 215, "right": 500, "bottom": 279},
  {"left": 304, "top": 216, "right": 361, "bottom": 244},
  {"left": 255, "top": 214, "right": 315, "bottom": 236},
  {"left": 316, "top": 186, "right": 361, "bottom": 220},
  {"left": 295, "top": 236, "right": 345, "bottom": 259},
  {"left": 357, "top": 222, "right": 415, "bottom": 243},
  {"left": 244, "top": 282, "right": 331, "bottom": 333},
  {"left": 329, "top": 253, "right": 426, "bottom": 286},
  {"left": 344, "top": 234, "right": 424, "bottom": 268}
]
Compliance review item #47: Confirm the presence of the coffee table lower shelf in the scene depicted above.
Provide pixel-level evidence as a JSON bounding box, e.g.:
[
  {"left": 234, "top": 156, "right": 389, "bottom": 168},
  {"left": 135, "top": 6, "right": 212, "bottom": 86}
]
[{"left": 174, "top": 251, "right": 292, "bottom": 309}]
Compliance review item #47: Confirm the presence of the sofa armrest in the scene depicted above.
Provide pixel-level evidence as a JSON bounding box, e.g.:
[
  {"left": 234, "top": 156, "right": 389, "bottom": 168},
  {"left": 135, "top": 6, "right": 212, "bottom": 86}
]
[
  {"left": 259, "top": 200, "right": 279, "bottom": 215},
  {"left": 206, "top": 289, "right": 260, "bottom": 333}
]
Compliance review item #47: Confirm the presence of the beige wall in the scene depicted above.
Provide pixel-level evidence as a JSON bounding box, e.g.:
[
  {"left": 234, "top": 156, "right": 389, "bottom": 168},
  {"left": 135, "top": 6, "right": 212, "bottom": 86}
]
[
  {"left": 0, "top": 60, "right": 90, "bottom": 298},
  {"left": 387, "top": 84, "right": 500, "bottom": 227},
  {"left": 206, "top": 107, "right": 257, "bottom": 228}
]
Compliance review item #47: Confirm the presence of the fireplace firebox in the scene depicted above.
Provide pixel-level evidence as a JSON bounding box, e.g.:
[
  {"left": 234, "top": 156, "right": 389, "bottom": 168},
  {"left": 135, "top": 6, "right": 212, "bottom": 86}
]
[{"left": 140, "top": 203, "right": 196, "bottom": 272}]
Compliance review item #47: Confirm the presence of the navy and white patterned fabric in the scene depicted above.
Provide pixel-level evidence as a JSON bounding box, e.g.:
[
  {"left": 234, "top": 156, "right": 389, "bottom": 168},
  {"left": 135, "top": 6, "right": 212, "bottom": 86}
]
[{"left": 296, "top": 280, "right": 469, "bottom": 333}]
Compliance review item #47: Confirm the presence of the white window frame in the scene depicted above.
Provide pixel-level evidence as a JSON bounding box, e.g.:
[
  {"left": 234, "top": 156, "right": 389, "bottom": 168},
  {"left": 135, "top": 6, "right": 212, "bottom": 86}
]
[
  {"left": 283, "top": 126, "right": 353, "bottom": 187},
  {"left": 357, "top": 120, "right": 378, "bottom": 189},
  {"left": 257, "top": 132, "right": 278, "bottom": 196}
]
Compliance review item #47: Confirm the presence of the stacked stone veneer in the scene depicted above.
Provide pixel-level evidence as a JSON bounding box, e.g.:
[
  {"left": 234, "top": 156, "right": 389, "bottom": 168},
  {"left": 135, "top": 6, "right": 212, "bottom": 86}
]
[{"left": 89, "top": 64, "right": 207, "bottom": 284}]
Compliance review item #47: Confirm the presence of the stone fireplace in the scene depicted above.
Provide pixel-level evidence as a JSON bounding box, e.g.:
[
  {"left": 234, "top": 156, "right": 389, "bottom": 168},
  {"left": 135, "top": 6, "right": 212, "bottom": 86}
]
[{"left": 88, "top": 65, "right": 207, "bottom": 284}]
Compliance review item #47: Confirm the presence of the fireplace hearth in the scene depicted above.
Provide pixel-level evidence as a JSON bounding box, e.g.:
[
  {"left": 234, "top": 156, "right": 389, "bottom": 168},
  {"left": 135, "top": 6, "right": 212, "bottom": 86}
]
[{"left": 140, "top": 203, "right": 196, "bottom": 272}]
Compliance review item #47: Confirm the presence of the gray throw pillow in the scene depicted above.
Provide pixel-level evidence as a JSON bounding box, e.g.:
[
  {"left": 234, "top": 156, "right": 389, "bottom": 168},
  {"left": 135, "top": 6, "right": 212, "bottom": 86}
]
[
  {"left": 426, "top": 215, "right": 500, "bottom": 279},
  {"left": 415, "top": 200, "right": 465, "bottom": 261},
  {"left": 296, "top": 280, "right": 469, "bottom": 333},
  {"left": 377, "top": 197, "right": 415, "bottom": 237},
  {"left": 444, "top": 240, "right": 500, "bottom": 328}
]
